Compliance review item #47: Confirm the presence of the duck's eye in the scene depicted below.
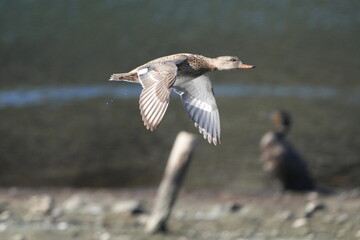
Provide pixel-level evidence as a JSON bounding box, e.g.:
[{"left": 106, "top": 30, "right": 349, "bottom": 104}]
[{"left": 230, "top": 58, "right": 237, "bottom": 62}]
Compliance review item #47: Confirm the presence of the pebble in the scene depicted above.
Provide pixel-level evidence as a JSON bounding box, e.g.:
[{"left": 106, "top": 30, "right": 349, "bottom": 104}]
[
  {"left": 305, "top": 233, "right": 316, "bottom": 240},
  {"left": 174, "top": 209, "right": 186, "bottom": 219},
  {"left": 240, "top": 204, "right": 254, "bottom": 215},
  {"left": 304, "top": 201, "right": 326, "bottom": 218},
  {"left": 62, "top": 194, "right": 85, "bottom": 212},
  {"left": 335, "top": 213, "right": 349, "bottom": 224},
  {"left": 337, "top": 228, "right": 347, "bottom": 238},
  {"left": 349, "top": 188, "right": 360, "bottom": 198},
  {"left": 292, "top": 218, "right": 308, "bottom": 228},
  {"left": 0, "top": 222, "right": 7, "bottom": 232},
  {"left": 355, "top": 230, "right": 360, "bottom": 238},
  {"left": 82, "top": 204, "right": 104, "bottom": 216},
  {"left": 0, "top": 210, "right": 11, "bottom": 222},
  {"left": 136, "top": 214, "right": 149, "bottom": 225},
  {"left": 99, "top": 232, "right": 111, "bottom": 240},
  {"left": 270, "top": 229, "right": 279, "bottom": 237},
  {"left": 193, "top": 203, "right": 243, "bottom": 220},
  {"left": 7, "top": 187, "right": 19, "bottom": 196},
  {"left": 177, "top": 237, "right": 188, "bottom": 240},
  {"left": 275, "top": 210, "right": 294, "bottom": 221},
  {"left": 322, "top": 214, "right": 334, "bottom": 223},
  {"left": 28, "top": 194, "right": 53, "bottom": 215},
  {"left": 11, "top": 234, "right": 28, "bottom": 240},
  {"left": 194, "top": 211, "right": 209, "bottom": 220},
  {"left": 111, "top": 200, "right": 144, "bottom": 215},
  {"left": 51, "top": 207, "right": 64, "bottom": 219},
  {"left": 56, "top": 221, "right": 69, "bottom": 231},
  {"left": 0, "top": 201, "right": 8, "bottom": 213},
  {"left": 208, "top": 204, "right": 227, "bottom": 219},
  {"left": 306, "top": 191, "right": 319, "bottom": 201}
]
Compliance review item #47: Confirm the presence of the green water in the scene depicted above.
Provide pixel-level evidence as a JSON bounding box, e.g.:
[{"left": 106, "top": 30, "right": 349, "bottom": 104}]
[{"left": 0, "top": 0, "right": 359, "bottom": 189}]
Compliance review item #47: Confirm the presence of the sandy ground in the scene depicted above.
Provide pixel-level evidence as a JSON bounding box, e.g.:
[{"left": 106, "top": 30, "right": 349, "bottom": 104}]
[{"left": 0, "top": 187, "right": 359, "bottom": 240}]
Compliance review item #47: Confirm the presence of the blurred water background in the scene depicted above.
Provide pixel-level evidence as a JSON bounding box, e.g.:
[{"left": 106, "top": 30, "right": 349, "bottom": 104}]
[{"left": 0, "top": 0, "right": 359, "bottom": 190}]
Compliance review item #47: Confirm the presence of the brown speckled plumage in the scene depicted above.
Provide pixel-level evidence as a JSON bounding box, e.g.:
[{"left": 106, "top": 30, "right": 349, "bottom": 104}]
[{"left": 109, "top": 53, "right": 255, "bottom": 145}]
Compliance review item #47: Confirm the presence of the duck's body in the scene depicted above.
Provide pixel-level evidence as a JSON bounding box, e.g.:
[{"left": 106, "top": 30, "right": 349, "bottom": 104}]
[
  {"left": 260, "top": 111, "right": 315, "bottom": 191},
  {"left": 110, "top": 53, "right": 255, "bottom": 145},
  {"left": 112, "top": 53, "right": 228, "bottom": 83}
]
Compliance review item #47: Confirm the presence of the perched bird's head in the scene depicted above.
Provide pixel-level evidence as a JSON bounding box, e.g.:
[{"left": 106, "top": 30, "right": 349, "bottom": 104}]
[
  {"left": 271, "top": 110, "right": 291, "bottom": 134},
  {"left": 212, "top": 56, "right": 255, "bottom": 70}
]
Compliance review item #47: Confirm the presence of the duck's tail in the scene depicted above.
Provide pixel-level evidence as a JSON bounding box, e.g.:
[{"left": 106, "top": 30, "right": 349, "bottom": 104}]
[{"left": 109, "top": 72, "right": 137, "bottom": 82}]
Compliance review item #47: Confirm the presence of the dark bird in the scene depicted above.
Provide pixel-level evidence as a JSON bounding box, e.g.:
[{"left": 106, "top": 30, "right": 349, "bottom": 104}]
[
  {"left": 110, "top": 53, "right": 255, "bottom": 145},
  {"left": 260, "top": 110, "right": 315, "bottom": 191}
]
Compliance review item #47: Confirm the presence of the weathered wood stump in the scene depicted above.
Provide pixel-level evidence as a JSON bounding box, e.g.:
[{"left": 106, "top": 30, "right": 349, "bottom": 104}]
[{"left": 145, "top": 131, "right": 197, "bottom": 234}]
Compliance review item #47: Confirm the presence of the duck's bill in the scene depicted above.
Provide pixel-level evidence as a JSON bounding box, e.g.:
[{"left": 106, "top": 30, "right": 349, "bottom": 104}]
[{"left": 239, "top": 63, "right": 255, "bottom": 69}]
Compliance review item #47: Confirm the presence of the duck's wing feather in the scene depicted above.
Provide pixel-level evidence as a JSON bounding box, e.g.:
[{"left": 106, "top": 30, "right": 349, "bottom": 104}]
[
  {"left": 173, "top": 74, "right": 221, "bottom": 145},
  {"left": 138, "top": 61, "right": 181, "bottom": 131}
]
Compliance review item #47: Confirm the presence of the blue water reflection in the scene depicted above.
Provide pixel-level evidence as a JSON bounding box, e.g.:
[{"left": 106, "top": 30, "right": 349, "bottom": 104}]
[{"left": 0, "top": 84, "right": 356, "bottom": 109}]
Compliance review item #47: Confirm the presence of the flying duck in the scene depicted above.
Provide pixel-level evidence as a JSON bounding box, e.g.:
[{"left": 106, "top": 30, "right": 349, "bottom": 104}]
[{"left": 109, "top": 53, "right": 255, "bottom": 145}]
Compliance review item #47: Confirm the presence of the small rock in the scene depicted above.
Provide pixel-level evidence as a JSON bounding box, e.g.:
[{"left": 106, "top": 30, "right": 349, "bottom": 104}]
[
  {"left": 173, "top": 209, "right": 186, "bottom": 219},
  {"left": 28, "top": 194, "right": 53, "bottom": 215},
  {"left": 99, "top": 232, "right": 111, "bottom": 240},
  {"left": 194, "top": 211, "right": 210, "bottom": 220},
  {"left": 292, "top": 218, "right": 308, "bottom": 228},
  {"left": 0, "top": 222, "right": 7, "bottom": 232},
  {"left": 112, "top": 200, "right": 144, "bottom": 215},
  {"left": 82, "top": 204, "right": 104, "bottom": 216},
  {"left": 11, "top": 234, "right": 28, "bottom": 240},
  {"left": 0, "top": 210, "right": 11, "bottom": 222},
  {"left": 239, "top": 206, "right": 252, "bottom": 217},
  {"left": 62, "top": 194, "right": 85, "bottom": 212},
  {"left": 275, "top": 210, "right": 294, "bottom": 221},
  {"left": 208, "top": 204, "right": 227, "bottom": 219},
  {"left": 136, "top": 214, "right": 149, "bottom": 225},
  {"left": 304, "top": 201, "right": 325, "bottom": 218},
  {"left": 56, "top": 221, "right": 69, "bottom": 231},
  {"left": 270, "top": 229, "right": 279, "bottom": 237},
  {"left": 195, "top": 203, "right": 243, "bottom": 220},
  {"left": 337, "top": 228, "right": 347, "bottom": 238},
  {"left": 305, "top": 233, "right": 316, "bottom": 240},
  {"left": 349, "top": 188, "right": 360, "bottom": 198},
  {"left": 335, "top": 213, "right": 349, "bottom": 224},
  {"left": 177, "top": 237, "right": 188, "bottom": 240},
  {"left": 322, "top": 214, "right": 334, "bottom": 223},
  {"left": 51, "top": 207, "right": 64, "bottom": 219},
  {"left": 306, "top": 191, "right": 319, "bottom": 201},
  {"left": 0, "top": 201, "right": 8, "bottom": 213},
  {"left": 7, "top": 187, "right": 19, "bottom": 196},
  {"left": 355, "top": 229, "right": 360, "bottom": 238},
  {"left": 71, "top": 230, "right": 81, "bottom": 238}
]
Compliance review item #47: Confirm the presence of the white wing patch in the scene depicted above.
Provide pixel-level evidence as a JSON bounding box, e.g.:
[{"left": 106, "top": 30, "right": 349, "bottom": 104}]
[
  {"left": 189, "top": 98, "right": 213, "bottom": 112},
  {"left": 138, "top": 67, "right": 149, "bottom": 75}
]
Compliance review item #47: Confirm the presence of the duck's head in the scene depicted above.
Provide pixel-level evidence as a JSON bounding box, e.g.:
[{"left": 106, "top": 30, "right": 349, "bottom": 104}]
[
  {"left": 212, "top": 56, "right": 255, "bottom": 70},
  {"left": 271, "top": 110, "right": 291, "bottom": 134}
]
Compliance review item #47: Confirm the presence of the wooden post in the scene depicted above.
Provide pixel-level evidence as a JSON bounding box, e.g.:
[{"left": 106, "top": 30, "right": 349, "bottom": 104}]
[{"left": 145, "top": 131, "right": 197, "bottom": 234}]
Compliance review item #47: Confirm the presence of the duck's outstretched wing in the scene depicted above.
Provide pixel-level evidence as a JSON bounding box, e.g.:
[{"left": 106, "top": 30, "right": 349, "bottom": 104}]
[
  {"left": 173, "top": 74, "right": 221, "bottom": 145},
  {"left": 137, "top": 60, "right": 181, "bottom": 131}
]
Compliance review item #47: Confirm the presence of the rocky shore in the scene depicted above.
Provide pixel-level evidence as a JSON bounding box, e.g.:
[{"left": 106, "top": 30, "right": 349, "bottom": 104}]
[{"left": 0, "top": 188, "right": 359, "bottom": 240}]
